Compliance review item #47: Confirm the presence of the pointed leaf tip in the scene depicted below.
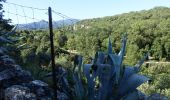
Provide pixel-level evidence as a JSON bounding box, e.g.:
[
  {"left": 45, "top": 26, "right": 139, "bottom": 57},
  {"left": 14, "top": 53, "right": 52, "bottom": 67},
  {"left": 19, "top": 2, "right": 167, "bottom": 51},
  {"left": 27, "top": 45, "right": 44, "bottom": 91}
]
[
  {"left": 135, "top": 52, "right": 149, "bottom": 72},
  {"left": 108, "top": 38, "right": 113, "bottom": 54},
  {"left": 6, "top": 25, "right": 17, "bottom": 35},
  {"left": 123, "top": 33, "right": 128, "bottom": 42}
]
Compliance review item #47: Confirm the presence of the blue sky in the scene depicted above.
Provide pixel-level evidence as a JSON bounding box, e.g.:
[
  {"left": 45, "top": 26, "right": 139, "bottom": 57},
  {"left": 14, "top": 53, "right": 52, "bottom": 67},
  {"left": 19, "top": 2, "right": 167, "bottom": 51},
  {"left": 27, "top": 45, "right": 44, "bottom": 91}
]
[{"left": 3, "top": 0, "right": 170, "bottom": 24}]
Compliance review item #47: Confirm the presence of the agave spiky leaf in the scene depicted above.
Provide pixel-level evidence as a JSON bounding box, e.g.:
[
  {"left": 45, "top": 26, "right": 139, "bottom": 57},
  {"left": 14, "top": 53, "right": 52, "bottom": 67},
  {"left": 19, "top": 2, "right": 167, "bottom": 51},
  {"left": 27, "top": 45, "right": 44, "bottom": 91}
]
[
  {"left": 83, "top": 64, "right": 95, "bottom": 100},
  {"left": 72, "top": 72, "right": 84, "bottom": 100},
  {"left": 0, "top": 26, "right": 18, "bottom": 45},
  {"left": 0, "top": 36, "right": 13, "bottom": 43},
  {"left": 116, "top": 71, "right": 149, "bottom": 99},
  {"left": 93, "top": 52, "right": 106, "bottom": 65},
  {"left": 118, "top": 33, "right": 127, "bottom": 64},
  {"left": 108, "top": 38, "right": 113, "bottom": 54},
  {"left": 72, "top": 55, "right": 85, "bottom": 99},
  {"left": 134, "top": 53, "right": 149, "bottom": 72},
  {"left": 5, "top": 25, "right": 17, "bottom": 35},
  {"left": 97, "top": 64, "right": 113, "bottom": 100}
]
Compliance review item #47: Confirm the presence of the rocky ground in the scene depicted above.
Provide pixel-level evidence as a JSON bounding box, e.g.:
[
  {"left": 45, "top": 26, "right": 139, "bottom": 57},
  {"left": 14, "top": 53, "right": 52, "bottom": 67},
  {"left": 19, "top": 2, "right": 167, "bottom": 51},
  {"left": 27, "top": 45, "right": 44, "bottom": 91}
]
[{"left": 0, "top": 47, "right": 68, "bottom": 100}]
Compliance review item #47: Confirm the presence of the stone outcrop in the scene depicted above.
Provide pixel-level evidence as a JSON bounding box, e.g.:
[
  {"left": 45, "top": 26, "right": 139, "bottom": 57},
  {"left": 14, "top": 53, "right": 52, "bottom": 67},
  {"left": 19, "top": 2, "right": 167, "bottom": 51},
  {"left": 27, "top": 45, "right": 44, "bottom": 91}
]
[
  {"left": 5, "top": 85, "right": 36, "bottom": 100},
  {"left": 0, "top": 48, "right": 68, "bottom": 100},
  {"left": 147, "top": 93, "right": 169, "bottom": 100}
]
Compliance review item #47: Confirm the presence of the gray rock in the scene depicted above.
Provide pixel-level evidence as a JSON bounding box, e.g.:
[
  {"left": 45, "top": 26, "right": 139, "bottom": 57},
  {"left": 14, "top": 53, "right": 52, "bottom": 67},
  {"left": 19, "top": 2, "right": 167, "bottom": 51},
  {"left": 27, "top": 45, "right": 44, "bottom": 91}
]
[
  {"left": 0, "top": 64, "right": 14, "bottom": 72},
  {"left": 138, "top": 91, "right": 147, "bottom": 100},
  {"left": 22, "top": 80, "right": 52, "bottom": 99},
  {"left": 0, "top": 66, "right": 32, "bottom": 83},
  {"left": 15, "top": 66, "right": 33, "bottom": 82},
  {"left": 147, "top": 93, "right": 169, "bottom": 100},
  {"left": 5, "top": 85, "right": 36, "bottom": 100},
  {"left": 57, "top": 90, "right": 69, "bottom": 100},
  {"left": 2, "top": 57, "right": 15, "bottom": 65},
  {"left": 0, "top": 88, "right": 5, "bottom": 99},
  {"left": 0, "top": 55, "right": 10, "bottom": 59},
  {"left": 0, "top": 55, "right": 15, "bottom": 65},
  {"left": 30, "top": 80, "right": 48, "bottom": 87},
  {"left": 0, "top": 69, "right": 16, "bottom": 81},
  {"left": 0, "top": 47, "right": 8, "bottom": 54},
  {"left": 0, "top": 49, "right": 4, "bottom": 56}
]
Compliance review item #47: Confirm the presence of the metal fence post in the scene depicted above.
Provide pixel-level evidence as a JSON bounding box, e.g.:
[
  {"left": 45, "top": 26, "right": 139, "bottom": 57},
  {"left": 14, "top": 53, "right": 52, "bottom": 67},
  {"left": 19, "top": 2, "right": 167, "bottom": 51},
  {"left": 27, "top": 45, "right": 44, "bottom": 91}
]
[{"left": 48, "top": 7, "right": 57, "bottom": 99}]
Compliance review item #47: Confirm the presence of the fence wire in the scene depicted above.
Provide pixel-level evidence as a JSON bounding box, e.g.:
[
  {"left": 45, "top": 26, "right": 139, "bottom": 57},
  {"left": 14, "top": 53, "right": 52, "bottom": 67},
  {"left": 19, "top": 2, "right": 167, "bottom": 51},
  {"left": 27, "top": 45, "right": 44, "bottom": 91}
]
[{"left": 4, "top": 1, "right": 76, "bottom": 30}]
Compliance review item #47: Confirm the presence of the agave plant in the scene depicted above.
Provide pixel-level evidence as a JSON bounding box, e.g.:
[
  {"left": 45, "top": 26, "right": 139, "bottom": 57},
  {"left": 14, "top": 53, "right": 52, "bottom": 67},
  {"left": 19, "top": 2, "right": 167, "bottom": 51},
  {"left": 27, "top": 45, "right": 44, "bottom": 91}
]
[
  {"left": 82, "top": 34, "right": 149, "bottom": 100},
  {"left": 0, "top": 25, "right": 32, "bottom": 51},
  {"left": 0, "top": 25, "right": 17, "bottom": 44},
  {"left": 55, "top": 34, "right": 149, "bottom": 100}
]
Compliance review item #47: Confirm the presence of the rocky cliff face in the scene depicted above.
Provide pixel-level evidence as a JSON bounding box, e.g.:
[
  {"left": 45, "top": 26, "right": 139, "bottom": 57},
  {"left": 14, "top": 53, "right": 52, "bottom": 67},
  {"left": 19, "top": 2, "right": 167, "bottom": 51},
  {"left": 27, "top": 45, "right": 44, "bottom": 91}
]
[{"left": 0, "top": 47, "right": 68, "bottom": 100}]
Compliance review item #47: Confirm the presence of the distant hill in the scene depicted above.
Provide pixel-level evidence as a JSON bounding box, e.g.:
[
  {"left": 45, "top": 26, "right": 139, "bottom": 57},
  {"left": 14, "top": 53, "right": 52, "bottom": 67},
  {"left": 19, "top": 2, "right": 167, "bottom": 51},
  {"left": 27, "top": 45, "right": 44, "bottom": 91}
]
[
  {"left": 75, "top": 7, "right": 170, "bottom": 30},
  {"left": 18, "top": 19, "right": 79, "bottom": 30}
]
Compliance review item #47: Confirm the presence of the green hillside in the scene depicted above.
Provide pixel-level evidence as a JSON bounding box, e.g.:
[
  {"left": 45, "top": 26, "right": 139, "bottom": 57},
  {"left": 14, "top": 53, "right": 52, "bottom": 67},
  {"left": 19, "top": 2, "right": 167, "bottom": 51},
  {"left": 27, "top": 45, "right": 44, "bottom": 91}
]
[{"left": 66, "top": 7, "right": 170, "bottom": 63}]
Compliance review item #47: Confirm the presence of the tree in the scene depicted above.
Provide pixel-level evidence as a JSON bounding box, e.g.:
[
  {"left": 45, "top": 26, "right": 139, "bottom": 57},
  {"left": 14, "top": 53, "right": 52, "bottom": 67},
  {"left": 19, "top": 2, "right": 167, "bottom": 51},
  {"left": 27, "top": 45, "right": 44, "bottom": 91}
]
[{"left": 0, "top": 0, "right": 13, "bottom": 31}]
